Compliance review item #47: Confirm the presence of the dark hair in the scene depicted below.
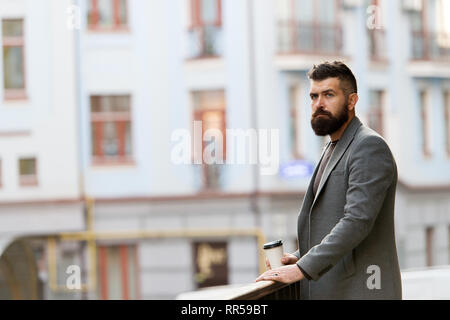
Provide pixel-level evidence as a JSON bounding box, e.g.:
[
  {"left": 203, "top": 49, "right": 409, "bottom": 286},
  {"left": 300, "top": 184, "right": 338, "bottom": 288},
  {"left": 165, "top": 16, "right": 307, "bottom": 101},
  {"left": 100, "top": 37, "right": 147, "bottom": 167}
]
[{"left": 308, "top": 61, "right": 358, "bottom": 96}]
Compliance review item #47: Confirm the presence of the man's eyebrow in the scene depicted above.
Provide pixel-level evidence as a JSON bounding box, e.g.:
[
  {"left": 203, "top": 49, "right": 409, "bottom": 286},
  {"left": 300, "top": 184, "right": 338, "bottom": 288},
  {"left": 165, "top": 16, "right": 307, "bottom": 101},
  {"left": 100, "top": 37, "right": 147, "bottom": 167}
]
[{"left": 310, "top": 89, "right": 337, "bottom": 95}]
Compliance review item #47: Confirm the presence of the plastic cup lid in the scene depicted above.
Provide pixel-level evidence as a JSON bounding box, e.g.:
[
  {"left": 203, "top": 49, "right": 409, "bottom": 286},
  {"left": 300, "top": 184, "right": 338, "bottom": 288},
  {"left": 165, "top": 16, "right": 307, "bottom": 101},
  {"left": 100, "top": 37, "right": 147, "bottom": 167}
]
[{"left": 263, "top": 239, "right": 283, "bottom": 249}]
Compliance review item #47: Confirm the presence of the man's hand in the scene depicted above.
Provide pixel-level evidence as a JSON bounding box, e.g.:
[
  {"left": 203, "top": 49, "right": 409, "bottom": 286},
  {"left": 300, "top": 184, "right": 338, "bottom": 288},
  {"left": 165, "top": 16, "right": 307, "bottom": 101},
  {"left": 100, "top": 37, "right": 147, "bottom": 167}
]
[
  {"left": 255, "top": 264, "right": 305, "bottom": 284},
  {"left": 265, "top": 253, "right": 299, "bottom": 270},
  {"left": 281, "top": 253, "right": 299, "bottom": 265}
]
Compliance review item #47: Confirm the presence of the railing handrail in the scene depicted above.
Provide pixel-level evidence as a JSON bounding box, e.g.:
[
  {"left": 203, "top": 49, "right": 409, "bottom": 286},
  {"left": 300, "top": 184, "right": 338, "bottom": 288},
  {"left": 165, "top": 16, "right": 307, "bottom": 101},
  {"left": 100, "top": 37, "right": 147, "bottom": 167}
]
[
  {"left": 411, "top": 30, "right": 450, "bottom": 61},
  {"left": 187, "top": 25, "right": 223, "bottom": 59},
  {"left": 276, "top": 20, "right": 343, "bottom": 55},
  {"left": 411, "top": 30, "right": 450, "bottom": 37},
  {"left": 176, "top": 280, "right": 290, "bottom": 300},
  {"left": 277, "top": 20, "right": 342, "bottom": 28}
]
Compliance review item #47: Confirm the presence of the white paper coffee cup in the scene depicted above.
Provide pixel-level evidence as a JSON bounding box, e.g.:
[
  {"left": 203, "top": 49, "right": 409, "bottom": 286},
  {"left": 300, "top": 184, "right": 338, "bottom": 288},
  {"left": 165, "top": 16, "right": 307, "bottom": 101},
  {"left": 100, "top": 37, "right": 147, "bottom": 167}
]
[{"left": 263, "top": 240, "right": 284, "bottom": 269}]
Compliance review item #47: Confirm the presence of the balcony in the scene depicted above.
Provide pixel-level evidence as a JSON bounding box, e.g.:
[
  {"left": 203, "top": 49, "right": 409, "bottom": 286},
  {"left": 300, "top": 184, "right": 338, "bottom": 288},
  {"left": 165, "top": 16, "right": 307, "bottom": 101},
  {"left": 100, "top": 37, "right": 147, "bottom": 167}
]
[
  {"left": 411, "top": 31, "right": 450, "bottom": 62},
  {"left": 187, "top": 25, "right": 223, "bottom": 60},
  {"left": 177, "top": 280, "right": 301, "bottom": 300},
  {"left": 277, "top": 21, "right": 343, "bottom": 56}
]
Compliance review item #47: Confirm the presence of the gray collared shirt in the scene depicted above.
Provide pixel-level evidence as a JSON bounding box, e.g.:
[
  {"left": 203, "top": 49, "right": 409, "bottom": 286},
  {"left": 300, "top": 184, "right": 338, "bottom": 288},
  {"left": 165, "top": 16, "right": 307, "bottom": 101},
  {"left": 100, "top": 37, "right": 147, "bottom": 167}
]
[{"left": 313, "top": 140, "right": 339, "bottom": 197}]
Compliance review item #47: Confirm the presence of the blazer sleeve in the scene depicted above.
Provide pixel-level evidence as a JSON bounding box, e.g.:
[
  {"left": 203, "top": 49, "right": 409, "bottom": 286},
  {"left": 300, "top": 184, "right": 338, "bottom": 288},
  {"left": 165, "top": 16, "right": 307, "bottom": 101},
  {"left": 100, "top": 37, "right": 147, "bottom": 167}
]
[{"left": 296, "top": 135, "right": 395, "bottom": 281}]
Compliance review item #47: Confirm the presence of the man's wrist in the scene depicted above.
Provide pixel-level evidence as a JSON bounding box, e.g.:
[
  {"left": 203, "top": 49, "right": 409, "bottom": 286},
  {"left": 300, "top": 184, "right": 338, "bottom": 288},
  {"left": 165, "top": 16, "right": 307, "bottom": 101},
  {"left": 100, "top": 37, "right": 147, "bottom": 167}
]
[{"left": 297, "top": 264, "right": 312, "bottom": 280}]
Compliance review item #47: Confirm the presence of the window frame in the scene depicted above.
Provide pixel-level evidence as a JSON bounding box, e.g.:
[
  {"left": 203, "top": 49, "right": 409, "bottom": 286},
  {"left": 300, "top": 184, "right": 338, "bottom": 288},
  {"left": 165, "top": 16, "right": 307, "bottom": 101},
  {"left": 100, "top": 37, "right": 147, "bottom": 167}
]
[
  {"left": 90, "top": 95, "right": 134, "bottom": 166},
  {"left": 367, "top": 89, "right": 385, "bottom": 136},
  {"left": 193, "top": 108, "right": 226, "bottom": 191},
  {"left": 187, "top": 0, "right": 223, "bottom": 59},
  {"left": 88, "top": 0, "right": 129, "bottom": 32},
  {"left": 191, "top": 90, "right": 226, "bottom": 191},
  {"left": 367, "top": 0, "right": 388, "bottom": 62},
  {"left": 2, "top": 18, "right": 27, "bottom": 100},
  {"left": 189, "top": 0, "right": 222, "bottom": 29},
  {"left": 410, "top": 0, "right": 450, "bottom": 61},
  {"left": 18, "top": 157, "right": 38, "bottom": 187},
  {"left": 278, "top": 0, "right": 343, "bottom": 55},
  {"left": 98, "top": 244, "right": 139, "bottom": 300}
]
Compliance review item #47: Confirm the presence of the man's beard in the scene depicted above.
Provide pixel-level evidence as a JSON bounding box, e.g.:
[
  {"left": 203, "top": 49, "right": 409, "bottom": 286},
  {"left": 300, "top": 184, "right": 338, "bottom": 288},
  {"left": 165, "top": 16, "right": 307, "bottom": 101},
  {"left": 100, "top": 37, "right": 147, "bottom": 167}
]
[{"left": 310, "top": 103, "right": 349, "bottom": 136}]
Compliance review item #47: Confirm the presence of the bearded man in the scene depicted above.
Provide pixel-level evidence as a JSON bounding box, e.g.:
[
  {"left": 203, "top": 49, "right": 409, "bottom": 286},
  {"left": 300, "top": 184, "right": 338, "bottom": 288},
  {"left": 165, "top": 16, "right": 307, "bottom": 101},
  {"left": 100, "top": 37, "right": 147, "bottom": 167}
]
[{"left": 256, "top": 61, "right": 402, "bottom": 300}]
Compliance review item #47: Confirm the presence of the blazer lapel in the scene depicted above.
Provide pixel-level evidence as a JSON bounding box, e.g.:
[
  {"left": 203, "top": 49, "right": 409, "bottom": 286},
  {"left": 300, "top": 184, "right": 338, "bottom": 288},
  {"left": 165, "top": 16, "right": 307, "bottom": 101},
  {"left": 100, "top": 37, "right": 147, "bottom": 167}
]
[{"left": 311, "top": 116, "right": 363, "bottom": 209}]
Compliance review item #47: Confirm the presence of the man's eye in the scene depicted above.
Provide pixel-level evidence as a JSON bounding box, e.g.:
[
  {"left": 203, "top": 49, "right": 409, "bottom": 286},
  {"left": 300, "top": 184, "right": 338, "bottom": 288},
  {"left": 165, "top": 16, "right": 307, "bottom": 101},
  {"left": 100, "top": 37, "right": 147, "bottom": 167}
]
[{"left": 327, "top": 93, "right": 334, "bottom": 97}]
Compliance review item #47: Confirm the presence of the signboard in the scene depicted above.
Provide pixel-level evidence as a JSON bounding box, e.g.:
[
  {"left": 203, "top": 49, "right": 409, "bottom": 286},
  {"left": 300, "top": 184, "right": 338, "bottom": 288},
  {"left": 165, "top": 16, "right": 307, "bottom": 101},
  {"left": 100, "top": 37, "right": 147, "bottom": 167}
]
[
  {"left": 193, "top": 242, "right": 228, "bottom": 289},
  {"left": 279, "top": 160, "right": 314, "bottom": 179}
]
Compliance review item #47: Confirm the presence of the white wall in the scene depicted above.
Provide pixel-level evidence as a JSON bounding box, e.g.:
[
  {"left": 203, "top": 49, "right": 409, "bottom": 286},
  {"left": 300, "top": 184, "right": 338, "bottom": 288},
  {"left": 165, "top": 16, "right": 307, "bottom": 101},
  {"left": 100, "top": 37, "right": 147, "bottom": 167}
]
[{"left": 0, "top": 0, "right": 80, "bottom": 202}]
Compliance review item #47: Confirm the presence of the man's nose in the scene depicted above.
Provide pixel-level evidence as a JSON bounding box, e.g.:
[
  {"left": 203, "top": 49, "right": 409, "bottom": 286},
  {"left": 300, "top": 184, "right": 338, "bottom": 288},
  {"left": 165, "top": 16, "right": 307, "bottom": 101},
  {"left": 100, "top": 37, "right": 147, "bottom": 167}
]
[
  {"left": 314, "top": 96, "right": 325, "bottom": 109},
  {"left": 317, "top": 95, "right": 326, "bottom": 106}
]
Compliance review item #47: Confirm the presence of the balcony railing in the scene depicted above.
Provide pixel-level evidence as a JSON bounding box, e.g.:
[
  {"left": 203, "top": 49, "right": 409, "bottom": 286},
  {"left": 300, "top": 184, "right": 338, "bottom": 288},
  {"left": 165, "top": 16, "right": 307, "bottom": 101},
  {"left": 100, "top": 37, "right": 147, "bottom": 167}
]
[
  {"left": 411, "top": 31, "right": 450, "bottom": 61},
  {"left": 277, "top": 21, "right": 343, "bottom": 55},
  {"left": 177, "top": 280, "right": 301, "bottom": 300},
  {"left": 187, "top": 25, "right": 223, "bottom": 59}
]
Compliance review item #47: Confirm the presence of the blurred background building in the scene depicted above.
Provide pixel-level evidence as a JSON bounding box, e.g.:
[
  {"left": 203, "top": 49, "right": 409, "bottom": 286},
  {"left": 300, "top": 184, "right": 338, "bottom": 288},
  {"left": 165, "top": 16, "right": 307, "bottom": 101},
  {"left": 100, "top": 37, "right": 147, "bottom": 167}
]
[{"left": 0, "top": 0, "right": 449, "bottom": 299}]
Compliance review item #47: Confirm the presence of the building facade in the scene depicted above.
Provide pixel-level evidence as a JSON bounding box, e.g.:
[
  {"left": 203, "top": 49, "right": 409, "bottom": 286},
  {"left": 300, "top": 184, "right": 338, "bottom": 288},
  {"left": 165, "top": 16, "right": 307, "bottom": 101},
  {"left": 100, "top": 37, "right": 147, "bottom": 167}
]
[{"left": 0, "top": 0, "right": 449, "bottom": 299}]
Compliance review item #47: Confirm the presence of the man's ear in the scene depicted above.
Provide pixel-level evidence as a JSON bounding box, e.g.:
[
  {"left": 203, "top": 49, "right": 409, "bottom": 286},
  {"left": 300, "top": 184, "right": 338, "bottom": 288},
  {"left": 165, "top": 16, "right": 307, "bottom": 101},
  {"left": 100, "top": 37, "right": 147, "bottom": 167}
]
[{"left": 348, "top": 93, "right": 358, "bottom": 111}]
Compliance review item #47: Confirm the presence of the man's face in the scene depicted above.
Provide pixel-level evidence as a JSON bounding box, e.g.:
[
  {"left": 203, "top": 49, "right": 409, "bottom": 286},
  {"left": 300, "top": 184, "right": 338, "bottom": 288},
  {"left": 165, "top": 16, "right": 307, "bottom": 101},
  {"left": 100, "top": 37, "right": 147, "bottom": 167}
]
[{"left": 309, "top": 77, "right": 349, "bottom": 137}]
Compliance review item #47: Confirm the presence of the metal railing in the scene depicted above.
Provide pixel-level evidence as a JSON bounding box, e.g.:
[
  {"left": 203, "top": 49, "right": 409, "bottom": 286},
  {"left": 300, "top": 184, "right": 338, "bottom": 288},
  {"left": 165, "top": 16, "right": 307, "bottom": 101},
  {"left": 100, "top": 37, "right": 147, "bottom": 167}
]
[
  {"left": 277, "top": 21, "right": 343, "bottom": 55},
  {"left": 187, "top": 25, "right": 223, "bottom": 59},
  {"left": 411, "top": 31, "right": 450, "bottom": 61},
  {"left": 256, "top": 281, "right": 301, "bottom": 300},
  {"left": 177, "top": 280, "right": 301, "bottom": 300}
]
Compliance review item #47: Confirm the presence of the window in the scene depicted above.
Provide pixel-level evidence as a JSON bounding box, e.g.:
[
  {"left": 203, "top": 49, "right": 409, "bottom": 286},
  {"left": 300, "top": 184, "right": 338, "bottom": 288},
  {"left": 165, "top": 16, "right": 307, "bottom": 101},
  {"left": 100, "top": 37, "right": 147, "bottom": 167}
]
[
  {"left": 2, "top": 19, "right": 26, "bottom": 100},
  {"left": 368, "top": 90, "right": 384, "bottom": 136},
  {"left": 426, "top": 226, "right": 434, "bottom": 267},
  {"left": 368, "top": 28, "right": 387, "bottom": 61},
  {"left": 277, "top": 0, "right": 342, "bottom": 54},
  {"left": 289, "top": 84, "right": 302, "bottom": 159},
  {"left": 190, "top": 0, "right": 222, "bottom": 26},
  {"left": 420, "top": 90, "right": 432, "bottom": 157},
  {"left": 192, "top": 90, "right": 226, "bottom": 190},
  {"left": 410, "top": 0, "right": 450, "bottom": 60},
  {"left": 409, "top": 0, "right": 428, "bottom": 60},
  {"left": 19, "top": 157, "right": 37, "bottom": 186},
  {"left": 90, "top": 95, "right": 133, "bottom": 164},
  {"left": 0, "top": 159, "right": 2, "bottom": 188},
  {"left": 51, "top": 240, "right": 87, "bottom": 297},
  {"left": 98, "top": 245, "right": 139, "bottom": 300},
  {"left": 444, "top": 90, "right": 450, "bottom": 157},
  {"left": 187, "top": 0, "right": 223, "bottom": 58},
  {"left": 88, "top": 0, "right": 128, "bottom": 30},
  {"left": 367, "top": 0, "right": 387, "bottom": 61}
]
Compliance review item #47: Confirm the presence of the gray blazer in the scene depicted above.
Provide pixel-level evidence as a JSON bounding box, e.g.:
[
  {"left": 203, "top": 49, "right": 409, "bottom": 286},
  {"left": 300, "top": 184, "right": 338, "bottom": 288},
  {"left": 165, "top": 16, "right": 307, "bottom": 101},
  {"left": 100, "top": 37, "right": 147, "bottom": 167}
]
[{"left": 293, "top": 116, "right": 402, "bottom": 299}]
